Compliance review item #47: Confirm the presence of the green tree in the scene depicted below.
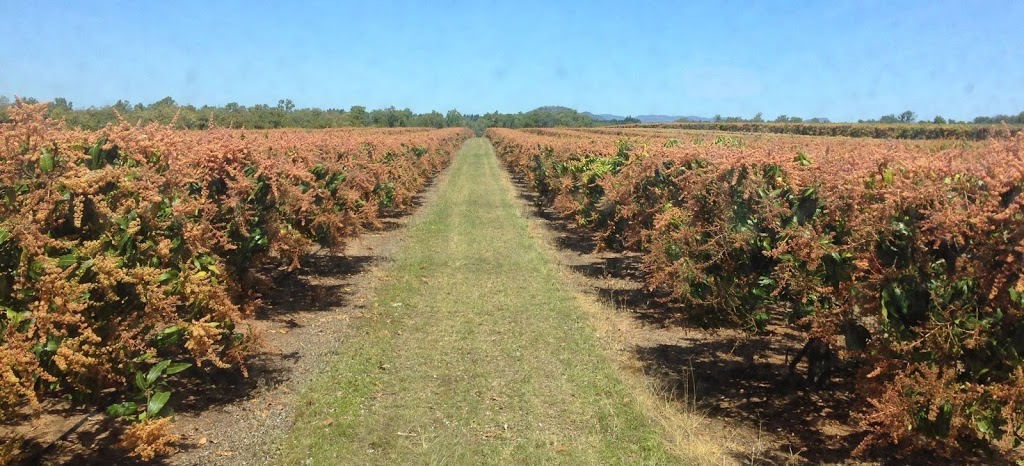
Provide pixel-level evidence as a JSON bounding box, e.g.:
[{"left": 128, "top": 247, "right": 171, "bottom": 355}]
[
  {"left": 445, "top": 109, "right": 465, "bottom": 127},
  {"left": 113, "top": 100, "right": 132, "bottom": 113},
  {"left": 933, "top": 115, "right": 947, "bottom": 124},
  {"left": 52, "top": 97, "right": 73, "bottom": 111},
  {"left": 349, "top": 106, "right": 369, "bottom": 126},
  {"left": 898, "top": 110, "right": 916, "bottom": 123},
  {"left": 413, "top": 111, "right": 445, "bottom": 128},
  {"left": 0, "top": 95, "right": 9, "bottom": 122},
  {"left": 47, "top": 97, "right": 74, "bottom": 120},
  {"left": 150, "top": 96, "right": 177, "bottom": 108}
]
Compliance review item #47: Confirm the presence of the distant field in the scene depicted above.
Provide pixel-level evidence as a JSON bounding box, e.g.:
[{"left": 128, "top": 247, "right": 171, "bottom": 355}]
[{"left": 620, "top": 120, "right": 1023, "bottom": 140}]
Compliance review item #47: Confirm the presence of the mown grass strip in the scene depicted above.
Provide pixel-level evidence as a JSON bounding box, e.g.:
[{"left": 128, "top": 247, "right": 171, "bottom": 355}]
[{"left": 276, "top": 138, "right": 679, "bottom": 465}]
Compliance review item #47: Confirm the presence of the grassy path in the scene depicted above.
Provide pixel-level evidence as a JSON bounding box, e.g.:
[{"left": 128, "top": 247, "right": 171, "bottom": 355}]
[{"left": 276, "top": 139, "right": 679, "bottom": 465}]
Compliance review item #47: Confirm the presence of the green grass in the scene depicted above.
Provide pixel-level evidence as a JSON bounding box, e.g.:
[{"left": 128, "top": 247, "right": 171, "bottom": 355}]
[{"left": 275, "top": 138, "right": 680, "bottom": 465}]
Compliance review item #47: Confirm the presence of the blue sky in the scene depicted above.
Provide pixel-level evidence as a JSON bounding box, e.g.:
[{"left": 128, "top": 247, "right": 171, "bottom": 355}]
[{"left": 2, "top": 0, "right": 1022, "bottom": 121}]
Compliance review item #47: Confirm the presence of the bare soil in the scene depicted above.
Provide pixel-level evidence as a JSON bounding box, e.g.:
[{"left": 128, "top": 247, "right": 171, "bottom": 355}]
[{"left": 166, "top": 225, "right": 410, "bottom": 466}]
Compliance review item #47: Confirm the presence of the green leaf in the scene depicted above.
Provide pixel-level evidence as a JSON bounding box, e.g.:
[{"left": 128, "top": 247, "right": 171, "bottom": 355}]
[
  {"left": 977, "top": 418, "right": 994, "bottom": 436},
  {"left": 882, "top": 168, "right": 894, "bottom": 185},
  {"left": 880, "top": 291, "right": 890, "bottom": 322},
  {"left": 57, "top": 253, "right": 77, "bottom": 269},
  {"left": 135, "top": 371, "right": 149, "bottom": 390},
  {"left": 106, "top": 402, "right": 138, "bottom": 418},
  {"left": 3, "top": 307, "right": 30, "bottom": 330},
  {"left": 88, "top": 138, "right": 107, "bottom": 169},
  {"left": 39, "top": 148, "right": 54, "bottom": 173},
  {"left": 151, "top": 327, "right": 181, "bottom": 348},
  {"left": 163, "top": 362, "right": 191, "bottom": 375},
  {"left": 27, "top": 260, "right": 45, "bottom": 280},
  {"left": 147, "top": 360, "right": 171, "bottom": 384},
  {"left": 147, "top": 391, "right": 171, "bottom": 417},
  {"left": 156, "top": 270, "right": 179, "bottom": 284}
]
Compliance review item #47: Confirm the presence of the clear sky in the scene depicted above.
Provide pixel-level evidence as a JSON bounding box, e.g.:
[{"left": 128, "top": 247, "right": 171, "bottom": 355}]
[{"left": 2, "top": 0, "right": 1022, "bottom": 121}]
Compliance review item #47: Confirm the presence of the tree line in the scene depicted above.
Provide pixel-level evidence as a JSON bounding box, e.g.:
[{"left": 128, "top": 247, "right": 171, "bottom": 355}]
[
  {"left": 1, "top": 96, "right": 1021, "bottom": 130},
  {"left": 0, "top": 97, "right": 607, "bottom": 133},
  {"left": 709, "top": 110, "right": 1024, "bottom": 125}
]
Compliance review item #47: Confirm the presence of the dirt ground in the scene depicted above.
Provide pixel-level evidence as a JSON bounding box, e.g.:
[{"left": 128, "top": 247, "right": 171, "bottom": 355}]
[{"left": 165, "top": 219, "right": 413, "bottom": 466}]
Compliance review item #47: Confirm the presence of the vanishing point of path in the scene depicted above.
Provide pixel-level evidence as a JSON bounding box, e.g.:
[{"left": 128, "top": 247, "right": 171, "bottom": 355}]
[{"left": 274, "top": 139, "right": 683, "bottom": 465}]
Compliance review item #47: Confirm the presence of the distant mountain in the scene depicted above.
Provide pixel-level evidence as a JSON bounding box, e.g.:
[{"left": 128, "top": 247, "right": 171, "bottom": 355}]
[
  {"left": 634, "top": 115, "right": 691, "bottom": 123},
  {"left": 582, "top": 112, "right": 711, "bottom": 123},
  {"left": 581, "top": 112, "right": 622, "bottom": 121}
]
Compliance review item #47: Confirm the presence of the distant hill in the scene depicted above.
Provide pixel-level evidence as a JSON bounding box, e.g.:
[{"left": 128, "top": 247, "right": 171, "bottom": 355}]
[
  {"left": 637, "top": 115, "right": 707, "bottom": 123},
  {"left": 583, "top": 112, "right": 711, "bottom": 123},
  {"left": 581, "top": 112, "right": 622, "bottom": 121}
]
